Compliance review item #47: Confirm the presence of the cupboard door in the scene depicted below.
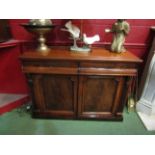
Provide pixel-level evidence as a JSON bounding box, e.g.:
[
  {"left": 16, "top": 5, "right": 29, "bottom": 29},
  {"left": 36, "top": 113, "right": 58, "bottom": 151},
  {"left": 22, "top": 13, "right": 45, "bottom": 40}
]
[
  {"left": 78, "top": 75, "right": 125, "bottom": 120},
  {"left": 32, "top": 74, "right": 78, "bottom": 118}
]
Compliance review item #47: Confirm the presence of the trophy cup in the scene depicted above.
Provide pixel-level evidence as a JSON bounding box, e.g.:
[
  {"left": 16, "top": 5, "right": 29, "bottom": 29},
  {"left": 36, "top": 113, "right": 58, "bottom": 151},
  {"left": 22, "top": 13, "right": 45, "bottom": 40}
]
[{"left": 21, "top": 19, "right": 56, "bottom": 54}]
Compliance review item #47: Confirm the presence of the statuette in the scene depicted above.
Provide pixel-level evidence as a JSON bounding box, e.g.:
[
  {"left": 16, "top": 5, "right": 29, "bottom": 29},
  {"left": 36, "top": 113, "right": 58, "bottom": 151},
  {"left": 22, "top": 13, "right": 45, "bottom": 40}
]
[
  {"left": 105, "top": 19, "right": 130, "bottom": 53},
  {"left": 62, "top": 21, "right": 100, "bottom": 53}
]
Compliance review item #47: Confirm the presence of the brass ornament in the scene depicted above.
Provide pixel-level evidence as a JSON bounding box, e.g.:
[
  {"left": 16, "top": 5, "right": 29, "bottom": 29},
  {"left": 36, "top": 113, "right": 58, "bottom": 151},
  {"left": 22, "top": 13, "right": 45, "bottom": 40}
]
[{"left": 21, "top": 19, "right": 56, "bottom": 53}]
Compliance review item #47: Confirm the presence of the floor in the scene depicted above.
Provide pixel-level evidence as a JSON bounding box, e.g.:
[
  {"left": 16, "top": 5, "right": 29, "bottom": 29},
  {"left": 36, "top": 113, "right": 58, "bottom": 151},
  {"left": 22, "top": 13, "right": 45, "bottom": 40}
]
[
  {"left": 0, "top": 93, "right": 29, "bottom": 114},
  {"left": 0, "top": 107, "right": 155, "bottom": 135},
  {"left": 0, "top": 93, "right": 27, "bottom": 107},
  {"left": 137, "top": 112, "right": 155, "bottom": 131}
]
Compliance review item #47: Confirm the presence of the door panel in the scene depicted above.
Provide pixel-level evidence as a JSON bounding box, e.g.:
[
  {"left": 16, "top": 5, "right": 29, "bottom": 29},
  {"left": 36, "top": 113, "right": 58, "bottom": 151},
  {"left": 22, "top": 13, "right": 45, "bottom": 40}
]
[
  {"left": 78, "top": 75, "right": 125, "bottom": 119},
  {"left": 32, "top": 74, "right": 78, "bottom": 118}
]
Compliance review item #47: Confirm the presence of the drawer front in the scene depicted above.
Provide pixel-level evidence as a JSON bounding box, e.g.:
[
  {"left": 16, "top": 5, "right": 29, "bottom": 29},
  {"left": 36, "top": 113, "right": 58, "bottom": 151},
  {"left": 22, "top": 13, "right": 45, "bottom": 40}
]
[
  {"left": 22, "top": 66, "right": 78, "bottom": 75},
  {"left": 79, "top": 68, "right": 137, "bottom": 76},
  {"left": 22, "top": 60, "right": 78, "bottom": 75},
  {"left": 22, "top": 60, "right": 78, "bottom": 68},
  {"left": 80, "top": 62, "right": 137, "bottom": 69}
]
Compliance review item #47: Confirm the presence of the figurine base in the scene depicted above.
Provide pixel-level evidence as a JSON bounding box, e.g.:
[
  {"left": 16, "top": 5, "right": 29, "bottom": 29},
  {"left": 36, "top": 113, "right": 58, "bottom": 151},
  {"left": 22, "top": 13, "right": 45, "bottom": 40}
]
[
  {"left": 70, "top": 46, "right": 91, "bottom": 53},
  {"left": 110, "top": 50, "right": 126, "bottom": 54},
  {"left": 111, "top": 46, "right": 126, "bottom": 53}
]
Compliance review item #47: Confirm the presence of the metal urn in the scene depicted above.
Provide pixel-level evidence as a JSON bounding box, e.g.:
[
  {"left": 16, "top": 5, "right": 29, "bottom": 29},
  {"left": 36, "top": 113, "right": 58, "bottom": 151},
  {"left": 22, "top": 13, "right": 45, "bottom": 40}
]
[{"left": 21, "top": 19, "right": 56, "bottom": 53}]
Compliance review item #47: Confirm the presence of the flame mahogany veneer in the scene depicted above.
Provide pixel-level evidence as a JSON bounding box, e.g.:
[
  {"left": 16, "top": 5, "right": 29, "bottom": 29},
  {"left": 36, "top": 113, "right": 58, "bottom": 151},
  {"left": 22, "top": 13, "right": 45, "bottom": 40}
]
[{"left": 20, "top": 47, "right": 142, "bottom": 120}]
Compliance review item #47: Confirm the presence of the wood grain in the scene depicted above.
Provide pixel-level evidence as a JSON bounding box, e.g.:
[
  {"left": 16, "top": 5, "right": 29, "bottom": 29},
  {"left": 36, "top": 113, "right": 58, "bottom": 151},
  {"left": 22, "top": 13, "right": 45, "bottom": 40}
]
[{"left": 20, "top": 47, "right": 142, "bottom": 120}]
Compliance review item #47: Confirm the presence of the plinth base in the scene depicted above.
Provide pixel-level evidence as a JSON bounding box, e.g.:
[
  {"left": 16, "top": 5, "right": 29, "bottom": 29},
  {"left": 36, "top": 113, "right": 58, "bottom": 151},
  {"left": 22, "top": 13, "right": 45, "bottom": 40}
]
[{"left": 70, "top": 46, "right": 91, "bottom": 53}]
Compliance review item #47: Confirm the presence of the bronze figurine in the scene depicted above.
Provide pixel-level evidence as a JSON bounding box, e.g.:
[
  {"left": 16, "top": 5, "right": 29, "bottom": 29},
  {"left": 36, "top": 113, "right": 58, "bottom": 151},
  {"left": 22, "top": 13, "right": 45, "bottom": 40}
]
[{"left": 105, "top": 19, "right": 130, "bottom": 53}]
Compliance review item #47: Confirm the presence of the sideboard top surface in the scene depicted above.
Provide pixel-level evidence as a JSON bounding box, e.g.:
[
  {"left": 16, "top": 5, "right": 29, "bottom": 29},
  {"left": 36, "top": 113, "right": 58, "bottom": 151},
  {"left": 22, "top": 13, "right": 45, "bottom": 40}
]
[{"left": 20, "top": 47, "right": 142, "bottom": 63}]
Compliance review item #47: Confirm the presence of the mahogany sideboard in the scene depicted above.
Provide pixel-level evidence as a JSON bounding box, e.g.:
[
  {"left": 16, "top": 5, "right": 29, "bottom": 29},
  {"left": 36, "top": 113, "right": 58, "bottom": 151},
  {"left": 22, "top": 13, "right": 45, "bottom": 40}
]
[{"left": 20, "top": 47, "right": 142, "bottom": 120}]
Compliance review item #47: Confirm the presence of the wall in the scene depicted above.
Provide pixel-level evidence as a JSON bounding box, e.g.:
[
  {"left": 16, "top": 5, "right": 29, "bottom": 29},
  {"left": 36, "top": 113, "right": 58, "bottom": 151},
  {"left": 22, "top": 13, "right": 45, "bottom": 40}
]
[
  {"left": 9, "top": 19, "right": 155, "bottom": 59},
  {"left": 1, "top": 19, "right": 155, "bottom": 94},
  {"left": 0, "top": 41, "right": 29, "bottom": 94}
]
